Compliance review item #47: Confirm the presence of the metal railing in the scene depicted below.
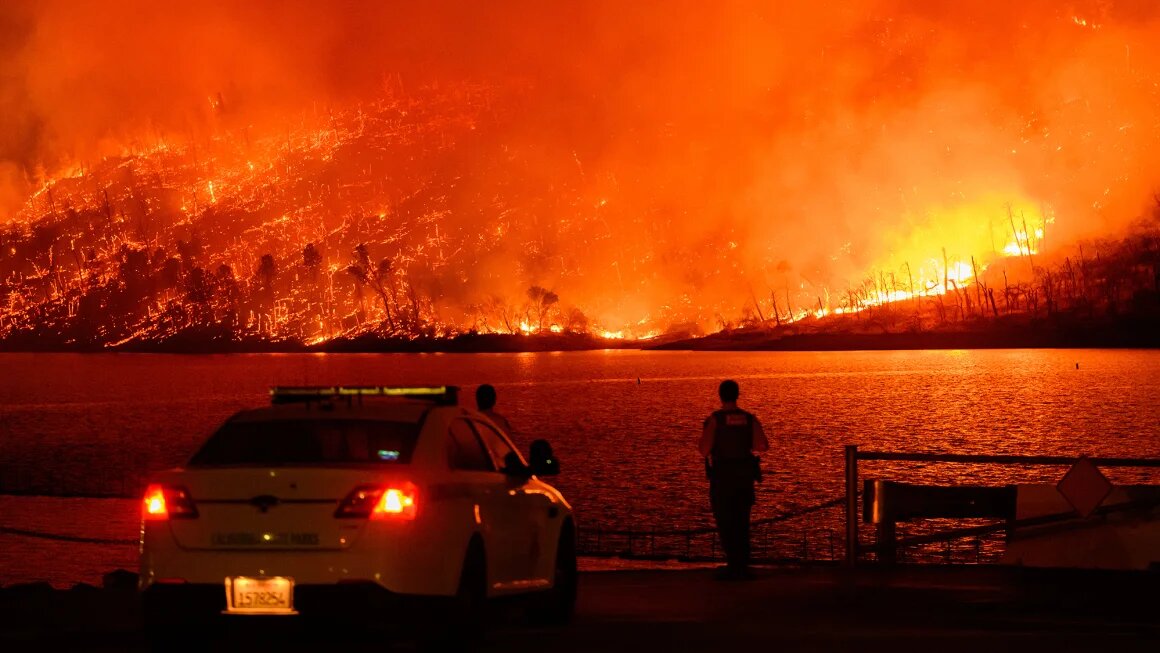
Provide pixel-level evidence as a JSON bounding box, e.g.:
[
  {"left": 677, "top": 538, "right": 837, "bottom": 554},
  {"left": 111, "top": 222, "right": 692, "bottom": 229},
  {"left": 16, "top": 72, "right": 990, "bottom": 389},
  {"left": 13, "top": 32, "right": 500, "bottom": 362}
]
[
  {"left": 843, "top": 444, "right": 1160, "bottom": 567},
  {"left": 0, "top": 525, "right": 136, "bottom": 546},
  {"left": 0, "top": 495, "right": 847, "bottom": 564},
  {"left": 8, "top": 446, "right": 1157, "bottom": 568},
  {"left": 576, "top": 497, "right": 845, "bottom": 562}
]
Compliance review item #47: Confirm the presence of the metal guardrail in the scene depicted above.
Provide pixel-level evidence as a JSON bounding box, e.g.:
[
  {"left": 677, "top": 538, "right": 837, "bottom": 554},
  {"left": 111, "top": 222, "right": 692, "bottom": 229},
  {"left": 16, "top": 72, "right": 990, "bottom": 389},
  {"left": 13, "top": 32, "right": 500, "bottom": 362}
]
[
  {"left": 890, "top": 497, "right": 1160, "bottom": 550},
  {"left": 576, "top": 497, "right": 845, "bottom": 562},
  {"left": 9, "top": 447, "right": 1157, "bottom": 567},
  {"left": 0, "top": 488, "right": 847, "bottom": 562},
  {"left": 844, "top": 445, "right": 1160, "bottom": 567},
  {"left": 852, "top": 451, "right": 1160, "bottom": 467},
  {"left": 2, "top": 505, "right": 846, "bottom": 563},
  {"left": 0, "top": 526, "right": 137, "bottom": 546}
]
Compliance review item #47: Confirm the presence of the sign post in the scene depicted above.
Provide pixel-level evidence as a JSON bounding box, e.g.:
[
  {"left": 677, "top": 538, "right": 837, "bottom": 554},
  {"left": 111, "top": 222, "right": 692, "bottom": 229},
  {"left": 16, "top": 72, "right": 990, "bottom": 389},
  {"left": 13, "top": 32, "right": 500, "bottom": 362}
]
[{"left": 1056, "top": 455, "right": 1113, "bottom": 518}]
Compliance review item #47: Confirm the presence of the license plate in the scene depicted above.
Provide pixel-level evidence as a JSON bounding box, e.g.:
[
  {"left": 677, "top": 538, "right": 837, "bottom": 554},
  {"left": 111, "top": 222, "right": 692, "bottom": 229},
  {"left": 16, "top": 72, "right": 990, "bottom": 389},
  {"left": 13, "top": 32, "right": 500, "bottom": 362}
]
[{"left": 224, "top": 576, "right": 296, "bottom": 615}]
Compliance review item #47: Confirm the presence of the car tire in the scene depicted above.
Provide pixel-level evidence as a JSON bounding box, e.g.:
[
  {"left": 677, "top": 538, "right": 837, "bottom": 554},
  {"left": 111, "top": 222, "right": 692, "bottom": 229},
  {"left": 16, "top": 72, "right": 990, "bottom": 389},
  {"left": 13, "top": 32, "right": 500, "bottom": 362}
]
[
  {"left": 143, "top": 620, "right": 212, "bottom": 653},
  {"left": 142, "top": 599, "right": 214, "bottom": 652},
  {"left": 528, "top": 522, "right": 577, "bottom": 626},
  {"left": 420, "top": 538, "right": 487, "bottom": 651}
]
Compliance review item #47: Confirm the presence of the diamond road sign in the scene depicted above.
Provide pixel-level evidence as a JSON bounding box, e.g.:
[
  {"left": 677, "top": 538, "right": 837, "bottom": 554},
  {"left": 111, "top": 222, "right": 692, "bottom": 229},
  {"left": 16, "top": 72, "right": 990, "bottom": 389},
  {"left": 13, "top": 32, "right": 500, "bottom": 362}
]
[{"left": 1056, "top": 456, "right": 1113, "bottom": 518}]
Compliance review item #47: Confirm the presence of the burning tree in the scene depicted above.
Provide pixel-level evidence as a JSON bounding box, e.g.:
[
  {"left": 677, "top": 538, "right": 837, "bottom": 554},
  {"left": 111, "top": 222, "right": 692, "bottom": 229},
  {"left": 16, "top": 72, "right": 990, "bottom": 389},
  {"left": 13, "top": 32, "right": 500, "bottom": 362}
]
[
  {"left": 3, "top": 7, "right": 1160, "bottom": 351},
  {"left": 346, "top": 243, "right": 399, "bottom": 332},
  {"left": 526, "top": 285, "right": 559, "bottom": 333}
]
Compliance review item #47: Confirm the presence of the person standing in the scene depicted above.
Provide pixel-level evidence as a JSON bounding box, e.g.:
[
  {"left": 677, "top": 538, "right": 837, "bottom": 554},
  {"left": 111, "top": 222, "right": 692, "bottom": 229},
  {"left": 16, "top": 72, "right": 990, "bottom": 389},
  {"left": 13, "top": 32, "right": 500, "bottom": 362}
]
[
  {"left": 698, "top": 379, "right": 768, "bottom": 580},
  {"left": 475, "top": 384, "right": 513, "bottom": 434}
]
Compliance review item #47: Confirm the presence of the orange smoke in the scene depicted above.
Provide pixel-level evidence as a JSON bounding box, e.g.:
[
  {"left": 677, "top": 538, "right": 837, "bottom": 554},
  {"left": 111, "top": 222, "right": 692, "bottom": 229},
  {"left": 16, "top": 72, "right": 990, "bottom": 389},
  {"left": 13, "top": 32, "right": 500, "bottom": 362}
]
[{"left": 2, "top": 1, "right": 1160, "bottom": 339}]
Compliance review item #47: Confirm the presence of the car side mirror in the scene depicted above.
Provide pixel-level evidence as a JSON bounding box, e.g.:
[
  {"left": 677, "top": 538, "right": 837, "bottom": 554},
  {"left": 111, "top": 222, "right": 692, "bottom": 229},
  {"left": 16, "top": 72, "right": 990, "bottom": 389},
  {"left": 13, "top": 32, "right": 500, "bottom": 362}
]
[{"left": 528, "top": 439, "right": 559, "bottom": 477}]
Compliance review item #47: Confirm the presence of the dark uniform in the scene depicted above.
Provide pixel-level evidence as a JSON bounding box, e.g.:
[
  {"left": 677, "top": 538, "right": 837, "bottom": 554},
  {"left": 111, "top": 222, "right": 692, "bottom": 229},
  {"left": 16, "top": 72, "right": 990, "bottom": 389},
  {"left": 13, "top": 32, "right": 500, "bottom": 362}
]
[{"left": 705, "top": 408, "right": 760, "bottom": 573}]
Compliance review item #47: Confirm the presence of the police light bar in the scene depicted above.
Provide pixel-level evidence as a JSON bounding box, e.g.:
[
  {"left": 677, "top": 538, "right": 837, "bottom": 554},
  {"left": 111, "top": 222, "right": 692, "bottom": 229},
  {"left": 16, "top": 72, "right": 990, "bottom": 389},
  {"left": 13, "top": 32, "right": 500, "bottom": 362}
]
[{"left": 270, "top": 385, "right": 459, "bottom": 405}]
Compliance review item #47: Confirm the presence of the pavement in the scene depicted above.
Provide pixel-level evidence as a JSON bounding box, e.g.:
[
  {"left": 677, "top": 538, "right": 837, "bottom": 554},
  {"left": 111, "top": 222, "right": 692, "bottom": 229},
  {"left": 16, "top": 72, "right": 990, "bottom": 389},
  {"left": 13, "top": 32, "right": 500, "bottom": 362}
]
[{"left": 1, "top": 565, "right": 1158, "bottom": 652}]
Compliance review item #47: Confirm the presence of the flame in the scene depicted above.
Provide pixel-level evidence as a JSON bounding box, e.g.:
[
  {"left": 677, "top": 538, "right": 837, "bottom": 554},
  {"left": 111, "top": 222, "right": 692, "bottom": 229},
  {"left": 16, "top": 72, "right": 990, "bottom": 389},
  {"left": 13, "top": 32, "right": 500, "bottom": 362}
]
[{"left": 0, "top": 5, "right": 1156, "bottom": 346}]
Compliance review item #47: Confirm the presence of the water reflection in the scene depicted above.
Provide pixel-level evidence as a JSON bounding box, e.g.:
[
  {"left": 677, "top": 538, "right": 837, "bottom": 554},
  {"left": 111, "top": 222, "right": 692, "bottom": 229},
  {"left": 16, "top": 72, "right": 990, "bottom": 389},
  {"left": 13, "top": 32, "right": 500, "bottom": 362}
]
[{"left": 1, "top": 349, "right": 1158, "bottom": 584}]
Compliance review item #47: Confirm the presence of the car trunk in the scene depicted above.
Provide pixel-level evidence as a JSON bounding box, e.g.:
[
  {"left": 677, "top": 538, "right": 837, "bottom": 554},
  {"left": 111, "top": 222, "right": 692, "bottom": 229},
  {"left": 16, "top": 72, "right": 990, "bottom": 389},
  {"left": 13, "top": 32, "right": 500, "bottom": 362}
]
[{"left": 162, "top": 467, "right": 402, "bottom": 551}]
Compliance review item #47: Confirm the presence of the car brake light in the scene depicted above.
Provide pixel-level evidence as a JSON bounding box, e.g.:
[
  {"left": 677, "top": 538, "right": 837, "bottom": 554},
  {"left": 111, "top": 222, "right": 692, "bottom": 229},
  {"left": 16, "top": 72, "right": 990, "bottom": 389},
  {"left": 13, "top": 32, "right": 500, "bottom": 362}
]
[
  {"left": 335, "top": 483, "right": 417, "bottom": 520},
  {"left": 375, "top": 486, "right": 417, "bottom": 518},
  {"left": 142, "top": 484, "right": 198, "bottom": 520}
]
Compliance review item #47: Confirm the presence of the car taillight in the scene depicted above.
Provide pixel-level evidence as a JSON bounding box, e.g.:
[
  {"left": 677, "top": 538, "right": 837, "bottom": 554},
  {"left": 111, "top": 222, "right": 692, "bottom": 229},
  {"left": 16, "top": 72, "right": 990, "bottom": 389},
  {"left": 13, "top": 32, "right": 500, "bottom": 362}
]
[
  {"left": 142, "top": 484, "right": 199, "bottom": 520},
  {"left": 335, "top": 483, "right": 418, "bottom": 520}
]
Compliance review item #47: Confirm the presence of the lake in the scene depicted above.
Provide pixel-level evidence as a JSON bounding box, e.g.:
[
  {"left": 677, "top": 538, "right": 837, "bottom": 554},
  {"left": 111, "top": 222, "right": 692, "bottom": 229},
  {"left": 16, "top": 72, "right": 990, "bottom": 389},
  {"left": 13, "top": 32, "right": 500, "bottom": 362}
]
[{"left": 2, "top": 349, "right": 1159, "bottom": 586}]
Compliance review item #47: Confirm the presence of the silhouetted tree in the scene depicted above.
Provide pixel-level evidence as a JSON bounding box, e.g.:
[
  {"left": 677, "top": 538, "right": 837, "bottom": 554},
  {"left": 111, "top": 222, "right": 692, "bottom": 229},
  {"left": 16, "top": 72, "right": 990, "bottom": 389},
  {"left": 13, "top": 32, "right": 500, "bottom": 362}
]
[
  {"left": 254, "top": 254, "right": 279, "bottom": 332},
  {"left": 302, "top": 243, "right": 323, "bottom": 283},
  {"left": 565, "top": 307, "right": 588, "bottom": 334},
  {"left": 406, "top": 263, "right": 441, "bottom": 329},
  {"left": 176, "top": 234, "right": 204, "bottom": 267},
  {"left": 183, "top": 267, "right": 214, "bottom": 326},
  {"left": 159, "top": 257, "right": 183, "bottom": 293},
  {"left": 527, "top": 285, "right": 559, "bottom": 333},
  {"left": 117, "top": 246, "right": 153, "bottom": 303},
  {"left": 257, "top": 254, "right": 278, "bottom": 292},
  {"left": 215, "top": 264, "right": 240, "bottom": 330},
  {"left": 480, "top": 295, "right": 518, "bottom": 334},
  {"left": 346, "top": 244, "right": 398, "bottom": 330}
]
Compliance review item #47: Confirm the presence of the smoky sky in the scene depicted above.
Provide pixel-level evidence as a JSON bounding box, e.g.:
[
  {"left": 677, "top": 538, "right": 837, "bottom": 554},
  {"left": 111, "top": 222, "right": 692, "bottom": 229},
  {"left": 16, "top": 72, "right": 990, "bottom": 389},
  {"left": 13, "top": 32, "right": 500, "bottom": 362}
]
[{"left": 3, "top": 0, "right": 1160, "bottom": 325}]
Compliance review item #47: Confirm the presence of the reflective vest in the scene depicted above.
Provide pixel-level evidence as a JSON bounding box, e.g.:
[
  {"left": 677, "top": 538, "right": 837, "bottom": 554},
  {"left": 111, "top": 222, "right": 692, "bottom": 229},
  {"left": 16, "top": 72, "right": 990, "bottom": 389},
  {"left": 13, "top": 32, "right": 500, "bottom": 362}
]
[{"left": 708, "top": 409, "right": 755, "bottom": 462}]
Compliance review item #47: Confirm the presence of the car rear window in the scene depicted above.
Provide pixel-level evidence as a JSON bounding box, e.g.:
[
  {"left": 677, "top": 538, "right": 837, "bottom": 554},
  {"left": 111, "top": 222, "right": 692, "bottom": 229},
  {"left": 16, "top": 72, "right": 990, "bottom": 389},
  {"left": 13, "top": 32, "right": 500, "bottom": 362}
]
[{"left": 189, "top": 419, "right": 420, "bottom": 466}]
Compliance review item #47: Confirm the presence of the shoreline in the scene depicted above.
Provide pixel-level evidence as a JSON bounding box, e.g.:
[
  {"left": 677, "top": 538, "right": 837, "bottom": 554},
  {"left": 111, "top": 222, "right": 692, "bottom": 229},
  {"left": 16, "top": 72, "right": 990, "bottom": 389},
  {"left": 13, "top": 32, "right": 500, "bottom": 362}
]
[
  {"left": 0, "top": 332, "right": 641, "bottom": 355},
  {"left": 648, "top": 322, "right": 1160, "bottom": 352},
  {"left": 3, "top": 325, "right": 1159, "bottom": 354}
]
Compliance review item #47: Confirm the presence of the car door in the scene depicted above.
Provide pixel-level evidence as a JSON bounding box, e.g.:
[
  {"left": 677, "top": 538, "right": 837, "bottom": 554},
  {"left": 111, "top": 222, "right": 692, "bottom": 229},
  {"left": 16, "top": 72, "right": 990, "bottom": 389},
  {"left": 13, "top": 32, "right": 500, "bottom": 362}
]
[
  {"left": 470, "top": 419, "right": 554, "bottom": 586},
  {"left": 444, "top": 417, "right": 526, "bottom": 590}
]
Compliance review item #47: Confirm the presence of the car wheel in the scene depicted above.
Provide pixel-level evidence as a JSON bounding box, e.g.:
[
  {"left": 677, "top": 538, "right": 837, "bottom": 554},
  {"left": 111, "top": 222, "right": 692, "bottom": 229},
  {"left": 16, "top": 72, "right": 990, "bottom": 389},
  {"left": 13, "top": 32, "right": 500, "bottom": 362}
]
[
  {"left": 142, "top": 599, "right": 214, "bottom": 652},
  {"left": 143, "top": 619, "right": 212, "bottom": 652},
  {"left": 528, "top": 522, "right": 577, "bottom": 626},
  {"left": 421, "top": 538, "right": 487, "bottom": 650}
]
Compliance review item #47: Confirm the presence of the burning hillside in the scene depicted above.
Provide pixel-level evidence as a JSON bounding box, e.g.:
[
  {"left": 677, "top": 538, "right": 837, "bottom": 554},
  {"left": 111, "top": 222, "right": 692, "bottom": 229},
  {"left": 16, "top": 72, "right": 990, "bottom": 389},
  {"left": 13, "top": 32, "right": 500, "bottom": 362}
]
[{"left": 2, "top": 1, "right": 1160, "bottom": 349}]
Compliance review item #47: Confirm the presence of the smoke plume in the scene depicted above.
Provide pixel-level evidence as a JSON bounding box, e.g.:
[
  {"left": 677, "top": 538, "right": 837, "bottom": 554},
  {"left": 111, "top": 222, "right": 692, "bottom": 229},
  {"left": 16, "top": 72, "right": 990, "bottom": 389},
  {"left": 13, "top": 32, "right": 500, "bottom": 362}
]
[{"left": 3, "top": 0, "right": 1159, "bottom": 331}]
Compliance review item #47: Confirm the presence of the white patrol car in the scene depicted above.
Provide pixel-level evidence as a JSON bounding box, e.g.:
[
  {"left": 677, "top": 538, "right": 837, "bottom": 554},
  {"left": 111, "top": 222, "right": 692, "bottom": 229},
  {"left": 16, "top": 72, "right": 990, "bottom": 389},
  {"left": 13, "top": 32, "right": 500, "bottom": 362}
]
[{"left": 139, "top": 385, "right": 576, "bottom": 638}]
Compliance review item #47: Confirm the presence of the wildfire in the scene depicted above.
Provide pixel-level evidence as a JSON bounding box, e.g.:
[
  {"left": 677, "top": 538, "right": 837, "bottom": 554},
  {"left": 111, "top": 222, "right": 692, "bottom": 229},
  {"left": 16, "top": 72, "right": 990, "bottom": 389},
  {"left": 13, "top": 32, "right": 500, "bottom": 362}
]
[
  {"left": 1004, "top": 228, "right": 1044, "bottom": 258},
  {"left": 1, "top": 3, "right": 1157, "bottom": 348}
]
